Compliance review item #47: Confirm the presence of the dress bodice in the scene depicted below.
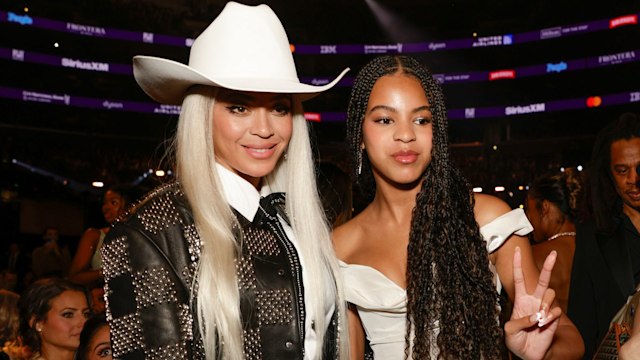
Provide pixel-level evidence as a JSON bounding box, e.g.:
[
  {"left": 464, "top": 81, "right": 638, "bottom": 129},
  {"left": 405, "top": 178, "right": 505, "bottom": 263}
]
[{"left": 340, "top": 208, "right": 533, "bottom": 359}]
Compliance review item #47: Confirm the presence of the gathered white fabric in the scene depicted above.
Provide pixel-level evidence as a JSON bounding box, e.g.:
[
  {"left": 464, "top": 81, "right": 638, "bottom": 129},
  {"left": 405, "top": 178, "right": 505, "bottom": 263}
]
[{"left": 340, "top": 208, "right": 533, "bottom": 359}]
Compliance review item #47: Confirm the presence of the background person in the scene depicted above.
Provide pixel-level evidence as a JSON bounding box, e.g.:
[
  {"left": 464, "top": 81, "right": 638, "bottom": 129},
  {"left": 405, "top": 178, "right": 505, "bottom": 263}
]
[
  {"left": 31, "top": 228, "right": 70, "bottom": 280},
  {"left": 76, "top": 313, "right": 112, "bottom": 360},
  {"left": 569, "top": 112, "right": 640, "bottom": 358},
  {"left": 526, "top": 168, "right": 585, "bottom": 313},
  {"left": 18, "top": 278, "right": 90, "bottom": 360}
]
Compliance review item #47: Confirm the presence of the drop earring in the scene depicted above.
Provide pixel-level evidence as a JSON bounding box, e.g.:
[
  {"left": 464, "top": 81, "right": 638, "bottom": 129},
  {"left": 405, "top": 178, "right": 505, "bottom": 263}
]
[{"left": 357, "top": 149, "right": 363, "bottom": 176}]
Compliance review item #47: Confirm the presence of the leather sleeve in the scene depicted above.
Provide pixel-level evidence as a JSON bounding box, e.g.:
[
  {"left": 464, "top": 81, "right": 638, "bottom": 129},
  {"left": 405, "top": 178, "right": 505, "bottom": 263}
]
[{"left": 101, "top": 185, "right": 203, "bottom": 360}]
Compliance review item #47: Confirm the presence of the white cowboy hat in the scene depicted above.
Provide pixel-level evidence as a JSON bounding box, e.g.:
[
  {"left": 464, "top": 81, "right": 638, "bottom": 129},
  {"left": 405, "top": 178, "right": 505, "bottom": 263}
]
[{"left": 133, "top": 1, "right": 349, "bottom": 105}]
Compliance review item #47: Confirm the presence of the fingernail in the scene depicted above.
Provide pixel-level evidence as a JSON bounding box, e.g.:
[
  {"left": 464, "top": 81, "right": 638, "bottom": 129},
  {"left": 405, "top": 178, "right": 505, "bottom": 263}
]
[
  {"left": 529, "top": 313, "right": 538, "bottom": 323},
  {"left": 538, "top": 313, "right": 552, "bottom": 327},
  {"left": 535, "top": 310, "right": 545, "bottom": 322}
]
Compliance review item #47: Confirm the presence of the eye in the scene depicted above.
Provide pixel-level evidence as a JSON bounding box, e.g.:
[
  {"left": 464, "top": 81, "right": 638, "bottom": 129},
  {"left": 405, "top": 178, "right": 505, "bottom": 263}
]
[
  {"left": 83, "top": 310, "right": 91, "bottom": 319},
  {"left": 374, "top": 117, "right": 393, "bottom": 125},
  {"left": 226, "top": 105, "right": 248, "bottom": 114},
  {"left": 62, "top": 311, "right": 74, "bottom": 318},
  {"left": 97, "top": 346, "right": 113, "bottom": 357},
  {"left": 273, "top": 103, "right": 291, "bottom": 116},
  {"left": 414, "top": 117, "right": 432, "bottom": 125}
]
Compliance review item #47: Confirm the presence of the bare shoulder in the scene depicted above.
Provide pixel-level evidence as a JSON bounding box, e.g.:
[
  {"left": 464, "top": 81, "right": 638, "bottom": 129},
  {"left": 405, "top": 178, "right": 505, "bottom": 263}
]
[
  {"left": 473, "top": 193, "right": 513, "bottom": 228},
  {"left": 332, "top": 212, "right": 367, "bottom": 263},
  {"left": 80, "top": 228, "right": 101, "bottom": 243}
]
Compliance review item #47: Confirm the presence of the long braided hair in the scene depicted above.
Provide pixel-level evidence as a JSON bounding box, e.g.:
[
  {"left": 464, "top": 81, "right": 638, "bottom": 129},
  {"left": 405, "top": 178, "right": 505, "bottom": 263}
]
[{"left": 347, "top": 56, "right": 504, "bottom": 359}]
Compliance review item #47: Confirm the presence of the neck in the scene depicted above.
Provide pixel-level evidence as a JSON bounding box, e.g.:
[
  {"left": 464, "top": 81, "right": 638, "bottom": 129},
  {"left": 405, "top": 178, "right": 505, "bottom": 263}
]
[
  {"left": 369, "top": 176, "right": 421, "bottom": 225},
  {"left": 40, "top": 344, "right": 76, "bottom": 360}
]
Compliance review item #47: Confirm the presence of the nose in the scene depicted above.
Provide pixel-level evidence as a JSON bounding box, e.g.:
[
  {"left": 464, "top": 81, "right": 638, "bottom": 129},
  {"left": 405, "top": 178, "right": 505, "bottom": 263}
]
[
  {"left": 629, "top": 166, "right": 640, "bottom": 185},
  {"left": 394, "top": 121, "right": 416, "bottom": 143},
  {"left": 250, "top": 109, "right": 274, "bottom": 138}
]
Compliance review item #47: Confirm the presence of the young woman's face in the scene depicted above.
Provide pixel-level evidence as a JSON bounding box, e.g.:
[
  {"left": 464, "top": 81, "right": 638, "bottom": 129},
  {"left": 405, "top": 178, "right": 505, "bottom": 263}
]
[
  {"left": 36, "top": 290, "right": 90, "bottom": 352},
  {"left": 87, "top": 325, "right": 113, "bottom": 360},
  {"left": 362, "top": 74, "right": 433, "bottom": 186},
  {"left": 212, "top": 89, "right": 293, "bottom": 188},
  {"left": 101, "top": 190, "right": 126, "bottom": 224}
]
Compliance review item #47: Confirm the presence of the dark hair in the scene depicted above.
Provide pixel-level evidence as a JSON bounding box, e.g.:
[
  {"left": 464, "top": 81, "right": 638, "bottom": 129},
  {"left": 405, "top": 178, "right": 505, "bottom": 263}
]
[
  {"left": 104, "top": 184, "right": 141, "bottom": 207},
  {"left": 76, "top": 313, "right": 109, "bottom": 360},
  {"left": 18, "top": 278, "right": 89, "bottom": 352},
  {"left": 316, "top": 162, "right": 353, "bottom": 227},
  {"left": 347, "top": 55, "right": 503, "bottom": 358},
  {"left": 0, "top": 290, "right": 20, "bottom": 344},
  {"left": 589, "top": 112, "right": 640, "bottom": 232},
  {"left": 529, "top": 168, "right": 585, "bottom": 224}
]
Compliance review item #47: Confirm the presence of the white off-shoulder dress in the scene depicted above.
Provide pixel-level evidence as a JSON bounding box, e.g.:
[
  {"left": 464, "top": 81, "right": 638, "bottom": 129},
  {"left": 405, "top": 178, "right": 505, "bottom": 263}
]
[{"left": 340, "top": 208, "right": 533, "bottom": 359}]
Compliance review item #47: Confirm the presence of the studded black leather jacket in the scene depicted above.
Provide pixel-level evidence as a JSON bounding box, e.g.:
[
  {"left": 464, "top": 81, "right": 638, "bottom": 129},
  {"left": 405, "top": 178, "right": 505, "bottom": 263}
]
[{"left": 101, "top": 182, "right": 340, "bottom": 359}]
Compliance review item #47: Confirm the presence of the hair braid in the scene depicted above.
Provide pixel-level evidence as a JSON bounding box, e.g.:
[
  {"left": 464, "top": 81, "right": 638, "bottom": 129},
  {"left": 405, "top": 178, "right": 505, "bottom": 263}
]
[{"left": 347, "top": 56, "right": 503, "bottom": 359}]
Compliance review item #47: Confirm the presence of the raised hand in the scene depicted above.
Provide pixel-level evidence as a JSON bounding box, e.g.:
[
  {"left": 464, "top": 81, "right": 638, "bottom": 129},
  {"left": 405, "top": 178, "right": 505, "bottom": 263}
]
[{"left": 504, "top": 246, "right": 562, "bottom": 360}]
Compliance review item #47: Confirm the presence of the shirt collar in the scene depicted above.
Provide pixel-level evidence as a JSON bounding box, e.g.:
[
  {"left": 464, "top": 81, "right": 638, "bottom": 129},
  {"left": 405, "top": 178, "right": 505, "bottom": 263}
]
[{"left": 216, "top": 163, "right": 273, "bottom": 221}]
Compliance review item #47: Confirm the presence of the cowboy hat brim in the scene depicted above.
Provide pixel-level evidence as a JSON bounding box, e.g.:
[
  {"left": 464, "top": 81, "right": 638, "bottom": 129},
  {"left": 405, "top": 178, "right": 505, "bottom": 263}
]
[{"left": 133, "top": 55, "right": 350, "bottom": 105}]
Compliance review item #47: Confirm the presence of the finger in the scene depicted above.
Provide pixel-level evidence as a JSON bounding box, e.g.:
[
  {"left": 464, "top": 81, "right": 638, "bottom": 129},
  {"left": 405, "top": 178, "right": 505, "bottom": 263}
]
[
  {"left": 538, "top": 305, "right": 562, "bottom": 328},
  {"left": 533, "top": 250, "right": 557, "bottom": 299},
  {"left": 536, "top": 288, "right": 557, "bottom": 326},
  {"left": 512, "top": 246, "right": 526, "bottom": 297},
  {"left": 504, "top": 311, "right": 540, "bottom": 335}
]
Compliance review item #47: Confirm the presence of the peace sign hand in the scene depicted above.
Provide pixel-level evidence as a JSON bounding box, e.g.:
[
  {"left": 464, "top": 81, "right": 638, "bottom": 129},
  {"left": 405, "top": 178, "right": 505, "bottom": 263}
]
[{"left": 504, "top": 246, "right": 562, "bottom": 360}]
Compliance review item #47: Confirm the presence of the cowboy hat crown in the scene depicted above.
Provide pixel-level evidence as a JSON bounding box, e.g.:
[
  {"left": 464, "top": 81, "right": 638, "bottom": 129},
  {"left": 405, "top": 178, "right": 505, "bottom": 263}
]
[{"left": 133, "top": 1, "right": 348, "bottom": 105}]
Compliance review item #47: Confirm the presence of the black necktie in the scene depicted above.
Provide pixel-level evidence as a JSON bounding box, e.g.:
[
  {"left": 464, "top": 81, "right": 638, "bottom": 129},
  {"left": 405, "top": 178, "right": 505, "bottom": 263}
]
[{"left": 254, "top": 192, "right": 289, "bottom": 227}]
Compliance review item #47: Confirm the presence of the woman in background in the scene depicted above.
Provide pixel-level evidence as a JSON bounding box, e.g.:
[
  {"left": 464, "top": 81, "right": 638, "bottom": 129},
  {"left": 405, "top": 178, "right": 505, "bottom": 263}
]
[
  {"left": 76, "top": 314, "right": 112, "bottom": 360},
  {"left": 0, "top": 290, "right": 28, "bottom": 360},
  {"left": 526, "top": 168, "right": 584, "bottom": 313},
  {"left": 18, "top": 278, "right": 90, "bottom": 360}
]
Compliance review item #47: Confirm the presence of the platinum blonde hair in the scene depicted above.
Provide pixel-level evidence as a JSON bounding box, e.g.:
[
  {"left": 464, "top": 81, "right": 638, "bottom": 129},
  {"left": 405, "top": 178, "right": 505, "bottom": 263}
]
[{"left": 175, "top": 86, "right": 348, "bottom": 359}]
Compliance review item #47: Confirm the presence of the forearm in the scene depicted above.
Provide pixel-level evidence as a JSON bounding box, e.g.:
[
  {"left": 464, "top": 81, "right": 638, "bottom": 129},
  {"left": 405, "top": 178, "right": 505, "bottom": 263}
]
[
  {"left": 544, "top": 323, "right": 584, "bottom": 360},
  {"left": 68, "top": 269, "right": 102, "bottom": 286}
]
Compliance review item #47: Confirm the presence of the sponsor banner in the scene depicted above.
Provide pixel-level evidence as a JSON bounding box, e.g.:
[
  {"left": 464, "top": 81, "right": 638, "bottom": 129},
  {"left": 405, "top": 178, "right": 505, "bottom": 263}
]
[
  {"left": 546, "top": 61, "right": 568, "bottom": 73},
  {"left": 22, "top": 90, "right": 71, "bottom": 105},
  {"left": 540, "top": 27, "right": 562, "bottom": 39},
  {"left": 505, "top": 103, "right": 546, "bottom": 116},
  {"left": 304, "top": 112, "right": 321, "bottom": 122},
  {"left": 61, "top": 58, "right": 109, "bottom": 72},
  {"left": 7, "top": 11, "right": 32, "bottom": 25},
  {"left": 489, "top": 70, "right": 516, "bottom": 80},
  {"left": 364, "top": 43, "right": 404, "bottom": 54},
  {"left": 594, "top": 50, "right": 637, "bottom": 66},
  {"left": 66, "top": 22, "right": 107, "bottom": 36},
  {"left": 2, "top": 10, "right": 635, "bottom": 54},
  {"left": 3, "top": 87, "right": 640, "bottom": 120},
  {"left": 610, "top": 15, "right": 638, "bottom": 29}
]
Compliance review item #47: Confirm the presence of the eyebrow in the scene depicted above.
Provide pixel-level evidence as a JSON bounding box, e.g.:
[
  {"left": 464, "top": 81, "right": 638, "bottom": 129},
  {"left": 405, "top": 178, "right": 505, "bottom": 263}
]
[
  {"left": 93, "top": 342, "right": 111, "bottom": 351},
  {"left": 368, "top": 104, "right": 431, "bottom": 114}
]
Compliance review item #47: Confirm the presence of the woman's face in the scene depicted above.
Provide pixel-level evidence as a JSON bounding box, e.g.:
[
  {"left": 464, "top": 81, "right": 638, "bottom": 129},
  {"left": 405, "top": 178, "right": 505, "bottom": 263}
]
[
  {"left": 101, "top": 190, "right": 126, "bottom": 224},
  {"left": 212, "top": 89, "right": 293, "bottom": 188},
  {"left": 87, "top": 325, "right": 113, "bottom": 360},
  {"left": 36, "top": 290, "right": 90, "bottom": 352},
  {"left": 362, "top": 74, "right": 433, "bottom": 186}
]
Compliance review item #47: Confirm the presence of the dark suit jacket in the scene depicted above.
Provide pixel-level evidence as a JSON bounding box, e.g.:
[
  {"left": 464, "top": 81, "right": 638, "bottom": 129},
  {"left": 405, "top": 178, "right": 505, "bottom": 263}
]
[{"left": 568, "top": 219, "right": 638, "bottom": 359}]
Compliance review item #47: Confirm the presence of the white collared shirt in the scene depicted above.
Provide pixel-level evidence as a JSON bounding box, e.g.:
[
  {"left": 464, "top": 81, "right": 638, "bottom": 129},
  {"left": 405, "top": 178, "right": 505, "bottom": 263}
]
[{"left": 216, "top": 163, "right": 332, "bottom": 359}]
